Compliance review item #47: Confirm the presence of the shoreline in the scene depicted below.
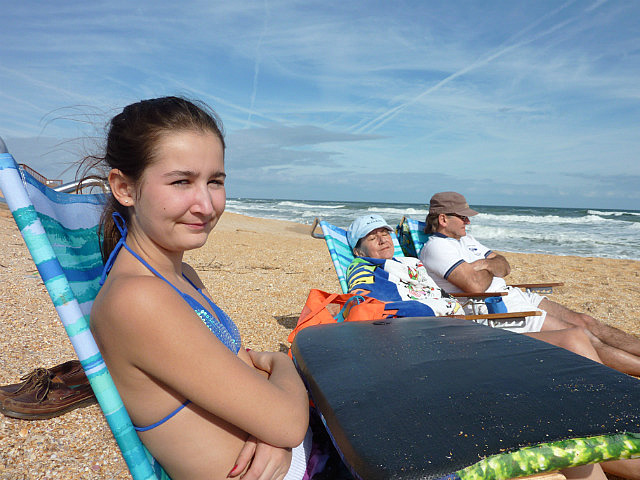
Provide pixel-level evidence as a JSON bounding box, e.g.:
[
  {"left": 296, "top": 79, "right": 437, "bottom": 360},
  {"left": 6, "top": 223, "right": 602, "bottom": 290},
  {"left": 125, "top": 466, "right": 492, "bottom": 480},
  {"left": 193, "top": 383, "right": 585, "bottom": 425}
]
[{"left": 0, "top": 207, "right": 638, "bottom": 478}]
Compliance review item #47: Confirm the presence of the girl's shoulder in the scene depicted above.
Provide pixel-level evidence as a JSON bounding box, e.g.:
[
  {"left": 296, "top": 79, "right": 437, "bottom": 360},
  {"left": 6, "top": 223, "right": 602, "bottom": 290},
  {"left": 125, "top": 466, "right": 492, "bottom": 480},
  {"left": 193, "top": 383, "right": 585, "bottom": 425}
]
[{"left": 93, "top": 273, "right": 192, "bottom": 335}]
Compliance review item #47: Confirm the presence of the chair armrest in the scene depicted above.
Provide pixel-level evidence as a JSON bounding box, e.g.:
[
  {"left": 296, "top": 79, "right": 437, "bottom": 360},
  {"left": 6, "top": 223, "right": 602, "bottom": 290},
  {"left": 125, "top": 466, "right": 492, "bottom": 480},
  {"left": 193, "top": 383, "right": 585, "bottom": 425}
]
[
  {"left": 455, "top": 311, "right": 542, "bottom": 321},
  {"left": 509, "top": 282, "right": 564, "bottom": 294},
  {"left": 449, "top": 291, "right": 507, "bottom": 299},
  {"left": 450, "top": 292, "right": 508, "bottom": 315}
]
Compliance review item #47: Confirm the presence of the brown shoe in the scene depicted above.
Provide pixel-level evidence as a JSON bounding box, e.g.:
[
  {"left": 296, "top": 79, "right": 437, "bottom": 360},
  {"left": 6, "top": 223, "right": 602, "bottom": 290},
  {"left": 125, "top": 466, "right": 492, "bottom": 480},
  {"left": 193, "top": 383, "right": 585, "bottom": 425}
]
[
  {"left": 48, "top": 360, "right": 89, "bottom": 387},
  {"left": 0, "top": 379, "right": 96, "bottom": 420},
  {"left": 0, "top": 360, "right": 88, "bottom": 402}
]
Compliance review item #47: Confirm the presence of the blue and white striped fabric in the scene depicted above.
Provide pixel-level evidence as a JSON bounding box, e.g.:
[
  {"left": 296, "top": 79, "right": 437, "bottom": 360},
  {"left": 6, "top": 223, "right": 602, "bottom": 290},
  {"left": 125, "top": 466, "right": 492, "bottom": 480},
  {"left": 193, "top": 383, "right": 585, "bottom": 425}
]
[
  {"left": 0, "top": 152, "right": 170, "bottom": 480},
  {"left": 395, "top": 216, "right": 430, "bottom": 258},
  {"left": 318, "top": 219, "right": 404, "bottom": 294}
]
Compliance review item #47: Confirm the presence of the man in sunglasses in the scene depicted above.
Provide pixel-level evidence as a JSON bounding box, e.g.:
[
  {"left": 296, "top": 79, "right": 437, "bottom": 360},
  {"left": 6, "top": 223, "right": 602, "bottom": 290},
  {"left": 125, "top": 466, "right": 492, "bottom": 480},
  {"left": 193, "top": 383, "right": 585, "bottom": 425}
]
[{"left": 419, "top": 191, "right": 640, "bottom": 376}]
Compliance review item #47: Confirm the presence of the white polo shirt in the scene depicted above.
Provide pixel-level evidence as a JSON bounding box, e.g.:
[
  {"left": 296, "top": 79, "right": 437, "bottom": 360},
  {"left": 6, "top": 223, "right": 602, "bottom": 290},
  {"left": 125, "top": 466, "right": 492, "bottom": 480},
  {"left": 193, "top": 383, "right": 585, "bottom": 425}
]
[
  {"left": 419, "top": 233, "right": 508, "bottom": 294},
  {"left": 419, "top": 233, "right": 546, "bottom": 333}
]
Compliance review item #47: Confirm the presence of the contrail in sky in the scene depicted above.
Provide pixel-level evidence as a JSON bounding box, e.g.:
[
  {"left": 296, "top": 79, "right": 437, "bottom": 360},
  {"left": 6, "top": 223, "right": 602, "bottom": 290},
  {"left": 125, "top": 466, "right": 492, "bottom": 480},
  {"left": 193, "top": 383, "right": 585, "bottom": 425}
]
[
  {"left": 0, "top": 65, "right": 95, "bottom": 110},
  {"left": 165, "top": 73, "right": 287, "bottom": 127},
  {"left": 247, "top": 0, "right": 270, "bottom": 128},
  {"left": 355, "top": 0, "right": 580, "bottom": 134},
  {"left": 585, "top": 0, "right": 608, "bottom": 13},
  {"left": 0, "top": 65, "right": 109, "bottom": 136}
]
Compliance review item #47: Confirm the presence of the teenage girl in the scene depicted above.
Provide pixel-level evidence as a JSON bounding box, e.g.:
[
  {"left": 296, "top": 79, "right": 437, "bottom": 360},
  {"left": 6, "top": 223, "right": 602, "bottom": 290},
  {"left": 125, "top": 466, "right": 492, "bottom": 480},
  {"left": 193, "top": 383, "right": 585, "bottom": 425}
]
[{"left": 90, "top": 97, "right": 320, "bottom": 480}]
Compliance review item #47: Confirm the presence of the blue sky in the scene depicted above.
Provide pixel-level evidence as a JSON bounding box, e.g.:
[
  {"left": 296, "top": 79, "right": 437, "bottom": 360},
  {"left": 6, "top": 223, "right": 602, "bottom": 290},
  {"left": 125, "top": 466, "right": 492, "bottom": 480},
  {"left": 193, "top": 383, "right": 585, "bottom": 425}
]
[{"left": 1, "top": 1, "right": 639, "bottom": 209}]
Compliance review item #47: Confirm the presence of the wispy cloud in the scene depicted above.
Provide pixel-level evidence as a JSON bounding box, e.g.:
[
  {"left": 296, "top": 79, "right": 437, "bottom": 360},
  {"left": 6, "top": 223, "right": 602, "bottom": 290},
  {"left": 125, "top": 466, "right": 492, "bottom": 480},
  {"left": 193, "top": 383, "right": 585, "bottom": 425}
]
[{"left": 227, "top": 124, "right": 382, "bottom": 169}]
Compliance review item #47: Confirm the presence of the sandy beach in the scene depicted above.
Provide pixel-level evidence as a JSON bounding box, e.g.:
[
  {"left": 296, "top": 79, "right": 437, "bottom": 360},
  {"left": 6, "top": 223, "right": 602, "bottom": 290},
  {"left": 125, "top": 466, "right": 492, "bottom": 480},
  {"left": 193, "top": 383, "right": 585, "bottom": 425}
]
[{"left": 0, "top": 205, "right": 638, "bottom": 479}]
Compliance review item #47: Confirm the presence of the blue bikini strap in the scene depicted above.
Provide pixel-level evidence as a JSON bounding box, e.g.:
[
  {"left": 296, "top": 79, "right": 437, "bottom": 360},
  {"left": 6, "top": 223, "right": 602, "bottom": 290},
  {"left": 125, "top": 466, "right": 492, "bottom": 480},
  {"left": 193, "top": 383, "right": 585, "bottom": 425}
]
[
  {"left": 133, "top": 399, "right": 192, "bottom": 432},
  {"left": 99, "top": 213, "right": 188, "bottom": 301},
  {"left": 100, "top": 212, "right": 129, "bottom": 286}
]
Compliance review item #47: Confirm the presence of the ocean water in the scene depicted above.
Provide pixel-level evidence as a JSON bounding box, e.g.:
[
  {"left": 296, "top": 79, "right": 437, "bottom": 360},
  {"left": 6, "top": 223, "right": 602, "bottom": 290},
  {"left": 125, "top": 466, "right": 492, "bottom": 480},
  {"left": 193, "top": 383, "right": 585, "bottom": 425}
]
[{"left": 226, "top": 198, "right": 640, "bottom": 260}]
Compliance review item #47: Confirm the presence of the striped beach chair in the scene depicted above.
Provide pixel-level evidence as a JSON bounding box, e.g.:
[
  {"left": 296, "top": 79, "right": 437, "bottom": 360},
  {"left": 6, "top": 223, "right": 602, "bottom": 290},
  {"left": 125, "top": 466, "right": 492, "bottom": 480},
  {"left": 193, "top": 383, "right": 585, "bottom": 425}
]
[
  {"left": 310, "top": 217, "right": 404, "bottom": 294},
  {"left": 396, "top": 215, "right": 429, "bottom": 258},
  {"left": 0, "top": 145, "right": 169, "bottom": 480}
]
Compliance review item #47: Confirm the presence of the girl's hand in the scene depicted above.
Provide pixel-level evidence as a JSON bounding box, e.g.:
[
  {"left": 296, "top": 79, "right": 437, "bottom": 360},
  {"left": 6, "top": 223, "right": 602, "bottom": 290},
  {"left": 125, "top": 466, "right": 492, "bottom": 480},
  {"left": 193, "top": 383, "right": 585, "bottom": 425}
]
[{"left": 228, "top": 435, "right": 292, "bottom": 480}]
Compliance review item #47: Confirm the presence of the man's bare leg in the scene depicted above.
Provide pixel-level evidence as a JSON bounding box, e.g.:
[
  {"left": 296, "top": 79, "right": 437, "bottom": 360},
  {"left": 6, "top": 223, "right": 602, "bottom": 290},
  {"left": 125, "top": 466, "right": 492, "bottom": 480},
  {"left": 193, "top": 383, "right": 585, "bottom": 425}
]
[
  {"left": 539, "top": 312, "right": 640, "bottom": 375},
  {"left": 525, "top": 327, "right": 602, "bottom": 364},
  {"left": 582, "top": 329, "right": 640, "bottom": 376},
  {"left": 540, "top": 298, "right": 640, "bottom": 357}
]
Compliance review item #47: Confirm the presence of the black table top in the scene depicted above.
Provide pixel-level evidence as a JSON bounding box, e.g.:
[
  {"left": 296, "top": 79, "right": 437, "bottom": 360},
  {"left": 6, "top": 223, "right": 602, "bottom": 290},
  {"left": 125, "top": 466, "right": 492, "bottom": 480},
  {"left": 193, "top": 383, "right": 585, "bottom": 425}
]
[{"left": 291, "top": 317, "right": 640, "bottom": 480}]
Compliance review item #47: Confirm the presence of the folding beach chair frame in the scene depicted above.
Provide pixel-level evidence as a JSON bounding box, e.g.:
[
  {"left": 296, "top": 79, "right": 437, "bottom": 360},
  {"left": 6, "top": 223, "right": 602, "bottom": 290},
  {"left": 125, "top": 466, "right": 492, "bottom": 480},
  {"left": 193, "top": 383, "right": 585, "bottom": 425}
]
[{"left": 0, "top": 150, "right": 169, "bottom": 480}]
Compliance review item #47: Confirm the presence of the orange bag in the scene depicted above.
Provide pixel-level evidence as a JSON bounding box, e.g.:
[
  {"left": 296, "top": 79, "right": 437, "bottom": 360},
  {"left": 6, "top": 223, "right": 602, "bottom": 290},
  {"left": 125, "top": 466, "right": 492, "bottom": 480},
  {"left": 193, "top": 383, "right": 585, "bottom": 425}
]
[{"left": 287, "top": 289, "right": 394, "bottom": 345}]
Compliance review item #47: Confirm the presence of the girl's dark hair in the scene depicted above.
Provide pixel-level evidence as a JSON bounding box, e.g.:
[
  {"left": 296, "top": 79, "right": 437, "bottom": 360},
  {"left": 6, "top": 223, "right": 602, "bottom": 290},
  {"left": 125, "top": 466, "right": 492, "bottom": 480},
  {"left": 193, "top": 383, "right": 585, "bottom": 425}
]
[{"left": 86, "top": 96, "right": 225, "bottom": 261}]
